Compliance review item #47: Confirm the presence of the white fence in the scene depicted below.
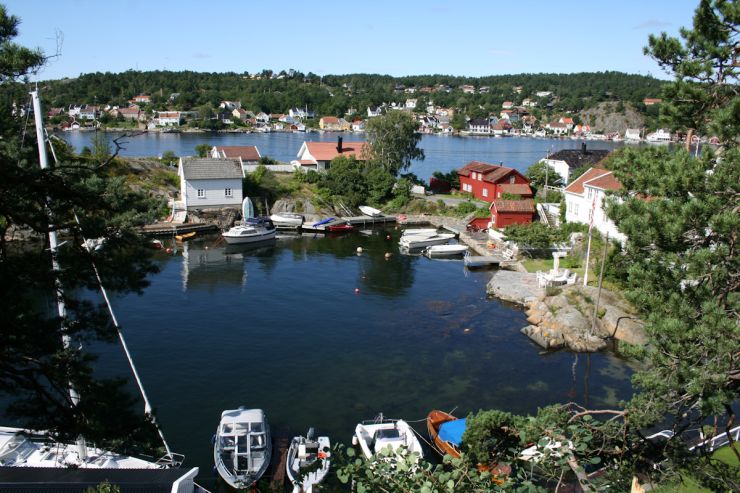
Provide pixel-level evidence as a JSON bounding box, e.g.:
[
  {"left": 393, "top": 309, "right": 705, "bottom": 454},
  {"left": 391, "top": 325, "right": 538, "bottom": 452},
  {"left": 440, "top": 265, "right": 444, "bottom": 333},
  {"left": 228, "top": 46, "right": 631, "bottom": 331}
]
[{"left": 243, "top": 164, "right": 297, "bottom": 173}]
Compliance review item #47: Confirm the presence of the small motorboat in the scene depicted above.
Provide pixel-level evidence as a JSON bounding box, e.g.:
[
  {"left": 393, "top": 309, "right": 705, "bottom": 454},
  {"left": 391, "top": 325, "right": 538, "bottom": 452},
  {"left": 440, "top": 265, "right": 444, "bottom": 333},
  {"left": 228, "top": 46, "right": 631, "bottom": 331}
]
[
  {"left": 213, "top": 408, "right": 271, "bottom": 489},
  {"left": 327, "top": 222, "right": 354, "bottom": 233},
  {"left": 286, "top": 428, "right": 331, "bottom": 493},
  {"left": 399, "top": 233, "right": 455, "bottom": 249},
  {"left": 311, "top": 217, "right": 335, "bottom": 228},
  {"left": 270, "top": 212, "right": 305, "bottom": 229},
  {"left": 359, "top": 205, "right": 383, "bottom": 217},
  {"left": 175, "top": 231, "right": 196, "bottom": 242},
  {"left": 425, "top": 244, "right": 468, "bottom": 257},
  {"left": 222, "top": 218, "right": 276, "bottom": 245},
  {"left": 353, "top": 414, "right": 423, "bottom": 461},
  {"left": 401, "top": 228, "right": 438, "bottom": 237}
]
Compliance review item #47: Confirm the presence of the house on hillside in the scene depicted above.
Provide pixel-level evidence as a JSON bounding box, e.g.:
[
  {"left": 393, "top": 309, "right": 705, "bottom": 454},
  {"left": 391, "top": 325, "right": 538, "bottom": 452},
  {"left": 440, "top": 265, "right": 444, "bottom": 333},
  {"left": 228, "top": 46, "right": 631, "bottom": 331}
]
[
  {"left": 293, "top": 137, "right": 369, "bottom": 171},
  {"left": 177, "top": 158, "right": 244, "bottom": 211},
  {"left": 367, "top": 106, "right": 382, "bottom": 117},
  {"left": 490, "top": 199, "right": 536, "bottom": 228},
  {"left": 502, "top": 101, "right": 514, "bottom": 109},
  {"left": 546, "top": 121, "right": 569, "bottom": 136},
  {"left": 220, "top": 100, "right": 241, "bottom": 110},
  {"left": 457, "top": 161, "right": 532, "bottom": 203},
  {"left": 156, "top": 111, "right": 181, "bottom": 126},
  {"left": 564, "top": 167, "right": 626, "bottom": 244},
  {"left": 468, "top": 118, "right": 492, "bottom": 135},
  {"left": 116, "top": 105, "right": 145, "bottom": 121},
  {"left": 540, "top": 143, "right": 611, "bottom": 184},
  {"left": 643, "top": 98, "right": 662, "bottom": 106},
  {"left": 131, "top": 94, "right": 151, "bottom": 104},
  {"left": 319, "top": 116, "right": 350, "bottom": 131},
  {"left": 210, "top": 145, "right": 261, "bottom": 165}
]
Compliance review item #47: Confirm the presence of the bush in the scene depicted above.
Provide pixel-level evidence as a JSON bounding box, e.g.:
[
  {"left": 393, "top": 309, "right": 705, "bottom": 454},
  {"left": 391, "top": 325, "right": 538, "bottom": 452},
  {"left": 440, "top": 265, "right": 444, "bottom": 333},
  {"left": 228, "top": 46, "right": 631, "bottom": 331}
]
[
  {"left": 456, "top": 201, "right": 477, "bottom": 215},
  {"left": 545, "top": 286, "right": 562, "bottom": 297},
  {"left": 503, "top": 222, "right": 556, "bottom": 250}
]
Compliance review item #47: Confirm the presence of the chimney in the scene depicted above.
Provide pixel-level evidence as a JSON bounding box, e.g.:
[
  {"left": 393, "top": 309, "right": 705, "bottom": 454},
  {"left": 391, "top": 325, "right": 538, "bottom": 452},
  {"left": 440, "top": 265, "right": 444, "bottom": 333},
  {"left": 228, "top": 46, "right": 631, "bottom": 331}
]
[
  {"left": 337, "top": 136, "right": 343, "bottom": 153},
  {"left": 581, "top": 142, "right": 587, "bottom": 154}
]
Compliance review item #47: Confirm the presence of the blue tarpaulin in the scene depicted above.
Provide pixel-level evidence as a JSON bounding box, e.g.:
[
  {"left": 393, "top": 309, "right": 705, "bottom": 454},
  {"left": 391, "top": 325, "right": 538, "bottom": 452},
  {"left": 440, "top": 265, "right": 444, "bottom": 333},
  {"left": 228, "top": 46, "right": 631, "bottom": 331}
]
[{"left": 438, "top": 418, "right": 466, "bottom": 446}]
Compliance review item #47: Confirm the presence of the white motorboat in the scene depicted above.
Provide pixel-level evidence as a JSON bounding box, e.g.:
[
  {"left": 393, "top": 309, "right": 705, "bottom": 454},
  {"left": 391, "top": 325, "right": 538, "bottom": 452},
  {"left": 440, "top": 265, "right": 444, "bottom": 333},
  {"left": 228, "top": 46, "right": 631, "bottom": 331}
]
[
  {"left": 0, "top": 426, "right": 181, "bottom": 469},
  {"left": 286, "top": 428, "right": 331, "bottom": 493},
  {"left": 353, "top": 415, "right": 423, "bottom": 462},
  {"left": 213, "top": 408, "right": 271, "bottom": 489},
  {"left": 359, "top": 205, "right": 383, "bottom": 217},
  {"left": 399, "top": 233, "right": 455, "bottom": 249},
  {"left": 222, "top": 218, "right": 277, "bottom": 244},
  {"left": 270, "top": 212, "right": 305, "bottom": 229},
  {"left": 401, "top": 228, "right": 438, "bottom": 237},
  {"left": 425, "top": 244, "right": 468, "bottom": 257}
]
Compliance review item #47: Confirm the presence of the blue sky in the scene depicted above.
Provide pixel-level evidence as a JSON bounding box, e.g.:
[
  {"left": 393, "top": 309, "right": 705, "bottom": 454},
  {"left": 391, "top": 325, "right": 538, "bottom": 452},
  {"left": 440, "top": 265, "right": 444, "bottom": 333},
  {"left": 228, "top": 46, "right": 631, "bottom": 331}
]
[{"left": 5, "top": 0, "right": 698, "bottom": 81}]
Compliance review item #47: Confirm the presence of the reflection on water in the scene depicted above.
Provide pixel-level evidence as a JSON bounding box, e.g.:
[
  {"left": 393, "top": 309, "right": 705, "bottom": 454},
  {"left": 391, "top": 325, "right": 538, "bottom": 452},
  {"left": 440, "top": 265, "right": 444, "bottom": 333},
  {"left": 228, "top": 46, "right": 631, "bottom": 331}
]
[{"left": 92, "top": 228, "right": 634, "bottom": 485}]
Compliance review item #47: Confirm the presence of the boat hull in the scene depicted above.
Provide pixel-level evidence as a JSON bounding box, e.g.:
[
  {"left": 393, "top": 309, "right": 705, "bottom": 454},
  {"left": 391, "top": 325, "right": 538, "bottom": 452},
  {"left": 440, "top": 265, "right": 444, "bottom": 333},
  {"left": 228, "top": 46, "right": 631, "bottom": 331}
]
[
  {"left": 426, "top": 410, "right": 461, "bottom": 458},
  {"left": 222, "top": 229, "right": 277, "bottom": 244},
  {"left": 286, "top": 435, "right": 331, "bottom": 492},
  {"left": 400, "top": 233, "right": 454, "bottom": 249},
  {"left": 214, "top": 408, "right": 271, "bottom": 489},
  {"left": 270, "top": 214, "right": 304, "bottom": 229}
]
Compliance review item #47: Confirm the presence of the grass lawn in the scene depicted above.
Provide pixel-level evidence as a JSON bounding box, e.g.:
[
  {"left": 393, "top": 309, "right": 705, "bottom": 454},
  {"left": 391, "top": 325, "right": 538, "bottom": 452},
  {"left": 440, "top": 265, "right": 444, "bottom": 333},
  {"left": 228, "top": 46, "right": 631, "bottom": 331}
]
[
  {"left": 649, "top": 446, "right": 739, "bottom": 492},
  {"left": 521, "top": 258, "right": 594, "bottom": 285}
]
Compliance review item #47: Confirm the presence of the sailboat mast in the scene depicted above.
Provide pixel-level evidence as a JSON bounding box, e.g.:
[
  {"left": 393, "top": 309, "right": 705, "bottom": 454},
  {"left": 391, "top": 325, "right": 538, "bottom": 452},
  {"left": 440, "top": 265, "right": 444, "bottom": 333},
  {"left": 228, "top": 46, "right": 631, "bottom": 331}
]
[{"left": 31, "top": 89, "right": 87, "bottom": 458}]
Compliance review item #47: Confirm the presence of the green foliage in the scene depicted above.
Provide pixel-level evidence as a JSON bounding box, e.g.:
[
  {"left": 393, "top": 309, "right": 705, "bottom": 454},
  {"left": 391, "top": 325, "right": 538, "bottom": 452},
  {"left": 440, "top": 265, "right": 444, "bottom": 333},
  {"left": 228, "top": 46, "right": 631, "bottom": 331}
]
[
  {"left": 456, "top": 201, "right": 478, "bottom": 215},
  {"left": 500, "top": 193, "right": 521, "bottom": 201},
  {"left": 160, "top": 150, "right": 178, "bottom": 166},
  {"left": 432, "top": 169, "right": 460, "bottom": 190},
  {"left": 525, "top": 161, "right": 563, "bottom": 192},
  {"left": 463, "top": 410, "right": 523, "bottom": 466},
  {"left": 194, "top": 143, "right": 210, "bottom": 158},
  {"left": 364, "top": 110, "right": 425, "bottom": 176},
  {"left": 503, "top": 222, "right": 556, "bottom": 251},
  {"left": 320, "top": 156, "right": 368, "bottom": 209},
  {"left": 85, "top": 481, "right": 120, "bottom": 493},
  {"left": 258, "top": 155, "right": 278, "bottom": 165}
]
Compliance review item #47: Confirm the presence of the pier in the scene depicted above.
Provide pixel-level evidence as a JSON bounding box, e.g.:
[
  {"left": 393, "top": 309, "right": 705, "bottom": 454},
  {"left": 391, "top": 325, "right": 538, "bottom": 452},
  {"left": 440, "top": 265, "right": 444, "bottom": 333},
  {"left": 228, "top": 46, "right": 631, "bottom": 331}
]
[{"left": 140, "top": 222, "right": 219, "bottom": 237}]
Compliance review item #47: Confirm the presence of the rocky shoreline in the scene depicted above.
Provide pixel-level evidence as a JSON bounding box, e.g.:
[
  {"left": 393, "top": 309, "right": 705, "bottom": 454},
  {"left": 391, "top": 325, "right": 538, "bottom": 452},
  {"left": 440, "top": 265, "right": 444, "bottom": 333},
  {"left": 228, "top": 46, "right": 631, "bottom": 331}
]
[{"left": 487, "top": 268, "right": 646, "bottom": 353}]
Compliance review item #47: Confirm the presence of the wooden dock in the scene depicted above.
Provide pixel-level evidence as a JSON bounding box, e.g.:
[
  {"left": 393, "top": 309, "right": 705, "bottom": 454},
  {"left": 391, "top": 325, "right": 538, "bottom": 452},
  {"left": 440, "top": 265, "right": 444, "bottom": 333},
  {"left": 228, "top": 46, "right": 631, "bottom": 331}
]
[
  {"left": 140, "top": 222, "right": 219, "bottom": 237},
  {"left": 268, "top": 434, "right": 290, "bottom": 490},
  {"left": 464, "top": 255, "right": 502, "bottom": 269}
]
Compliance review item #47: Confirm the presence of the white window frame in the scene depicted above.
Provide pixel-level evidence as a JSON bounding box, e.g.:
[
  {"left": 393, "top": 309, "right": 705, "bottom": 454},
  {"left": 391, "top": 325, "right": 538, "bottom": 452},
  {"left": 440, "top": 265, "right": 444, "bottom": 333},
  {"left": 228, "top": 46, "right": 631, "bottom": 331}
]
[
  {"left": 482, "top": 188, "right": 488, "bottom": 197},
  {"left": 510, "top": 176, "right": 515, "bottom": 184},
  {"left": 225, "top": 187, "right": 233, "bottom": 197},
  {"left": 197, "top": 188, "right": 205, "bottom": 198}
]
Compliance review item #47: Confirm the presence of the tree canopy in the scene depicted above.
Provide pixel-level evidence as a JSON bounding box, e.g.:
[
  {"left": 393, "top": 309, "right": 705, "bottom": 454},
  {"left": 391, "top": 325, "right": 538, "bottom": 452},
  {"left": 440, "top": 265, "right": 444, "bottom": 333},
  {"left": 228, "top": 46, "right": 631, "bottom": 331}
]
[{"left": 364, "top": 110, "right": 424, "bottom": 176}]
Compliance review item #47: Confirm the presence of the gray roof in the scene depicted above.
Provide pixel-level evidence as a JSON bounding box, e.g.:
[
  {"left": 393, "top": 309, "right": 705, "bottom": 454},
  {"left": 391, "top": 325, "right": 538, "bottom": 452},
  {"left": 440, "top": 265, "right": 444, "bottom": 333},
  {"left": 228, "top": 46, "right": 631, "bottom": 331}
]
[
  {"left": 180, "top": 158, "right": 242, "bottom": 180},
  {"left": 0, "top": 467, "right": 194, "bottom": 493}
]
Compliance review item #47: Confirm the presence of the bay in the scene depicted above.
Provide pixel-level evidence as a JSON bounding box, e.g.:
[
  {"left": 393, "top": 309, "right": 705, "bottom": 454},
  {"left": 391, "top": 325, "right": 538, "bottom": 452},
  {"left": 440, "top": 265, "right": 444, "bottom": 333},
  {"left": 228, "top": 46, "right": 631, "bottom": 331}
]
[
  {"left": 57, "top": 131, "right": 622, "bottom": 178},
  {"left": 89, "top": 229, "right": 634, "bottom": 486}
]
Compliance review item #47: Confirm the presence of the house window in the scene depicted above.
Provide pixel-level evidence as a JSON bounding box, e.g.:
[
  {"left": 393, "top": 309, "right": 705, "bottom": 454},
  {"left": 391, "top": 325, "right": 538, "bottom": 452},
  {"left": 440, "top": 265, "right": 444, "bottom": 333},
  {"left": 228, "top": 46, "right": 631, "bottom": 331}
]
[
  {"left": 587, "top": 188, "right": 593, "bottom": 199},
  {"left": 510, "top": 176, "right": 515, "bottom": 184},
  {"left": 471, "top": 172, "right": 477, "bottom": 179},
  {"left": 491, "top": 215, "right": 496, "bottom": 224},
  {"left": 478, "top": 174, "right": 482, "bottom": 181},
  {"left": 225, "top": 188, "right": 232, "bottom": 197},
  {"left": 482, "top": 188, "right": 488, "bottom": 197},
  {"left": 197, "top": 188, "right": 205, "bottom": 198}
]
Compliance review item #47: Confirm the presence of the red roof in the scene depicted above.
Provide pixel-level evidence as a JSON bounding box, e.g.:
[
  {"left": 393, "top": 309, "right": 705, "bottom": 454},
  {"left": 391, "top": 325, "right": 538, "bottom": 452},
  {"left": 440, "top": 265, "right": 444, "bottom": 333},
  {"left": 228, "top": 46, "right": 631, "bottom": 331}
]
[
  {"left": 214, "top": 146, "right": 261, "bottom": 161},
  {"left": 584, "top": 172, "right": 622, "bottom": 191},
  {"left": 493, "top": 199, "right": 535, "bottom": 213},
  {"left": 305, "top": 141, "right": 369, "bottom": 161},
  {"left": 321, "top": 116, "right": 340, "bottom": 124},
  {"left": 457, "top": 161, "right": 520, "bottom": 184},
  {"left": 564, "top": 167, "right": 610, "bottom": 195},
  {"left": 499, "top": 183, "right": 533, "bottom": 196},
  {"left": 560, "top": 117, "right": 574, "bottom": 124}
]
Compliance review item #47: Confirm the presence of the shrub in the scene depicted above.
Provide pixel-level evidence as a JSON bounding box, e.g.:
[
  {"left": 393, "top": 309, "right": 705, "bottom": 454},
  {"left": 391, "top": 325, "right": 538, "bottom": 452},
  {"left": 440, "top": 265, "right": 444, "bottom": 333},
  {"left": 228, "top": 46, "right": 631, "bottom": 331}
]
[
  {"left": 545, "top": 286, "right": 562, "bottom": 297},
  {"left": 456, "top": 201, "right": 477, "bottom": 215}
]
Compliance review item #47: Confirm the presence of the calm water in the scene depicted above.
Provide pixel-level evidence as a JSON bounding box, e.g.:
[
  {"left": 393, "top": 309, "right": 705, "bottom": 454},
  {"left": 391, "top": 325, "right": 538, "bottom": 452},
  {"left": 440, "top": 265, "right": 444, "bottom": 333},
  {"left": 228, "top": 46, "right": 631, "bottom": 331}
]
[
  {"left": 58, "top": 131, "right": 622, "bottom": 178},
  {"left": 88, "top": 229, "right": 634, "bottom": 485}
]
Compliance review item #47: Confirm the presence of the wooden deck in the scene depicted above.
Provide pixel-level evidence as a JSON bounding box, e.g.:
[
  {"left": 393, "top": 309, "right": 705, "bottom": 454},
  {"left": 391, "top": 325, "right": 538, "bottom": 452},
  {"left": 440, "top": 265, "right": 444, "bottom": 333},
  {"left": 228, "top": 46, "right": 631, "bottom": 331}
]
[
  {"left": 268, "top": 434, "right": 290, "bottom": 491},
  {"left": 140, "top": 222, "right": 219, "bottom": 237}
]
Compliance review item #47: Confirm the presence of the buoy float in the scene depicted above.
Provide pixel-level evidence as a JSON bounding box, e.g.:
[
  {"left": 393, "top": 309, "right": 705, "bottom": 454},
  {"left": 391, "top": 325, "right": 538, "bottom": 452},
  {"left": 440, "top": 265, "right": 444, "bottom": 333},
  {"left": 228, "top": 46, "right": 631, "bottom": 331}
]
[
  {"left": 386, "top": 235, "right": 391, "bottom": 240},
  {"left": 356, "top": 247, "right": 363, "bottom": 253},
  {"left": 205, "top": 246, "right": 208, "bottom": 250},
  {"left": 165, "top": 247, "right": 173, "bottom": 254},
  {"left": 384, "top": 252, "right": 391, "bottom": 259},
  {"left": 354, "top": 288, "right": 360, "bottom": 294}
]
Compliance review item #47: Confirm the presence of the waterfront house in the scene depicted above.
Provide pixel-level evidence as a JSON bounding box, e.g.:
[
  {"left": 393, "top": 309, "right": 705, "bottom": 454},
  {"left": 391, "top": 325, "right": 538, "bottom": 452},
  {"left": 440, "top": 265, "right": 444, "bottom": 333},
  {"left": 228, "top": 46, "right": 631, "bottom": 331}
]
[
  {"left": 116, "top": 105, "right": 145, "bottom": 121},
  {"left": 289, "top": 107, "right": 315, "bottom": 119},
  {"left": 177, "top": 158, "right": 244, "bottom": 211},
  {"left": 232, "top": 108, "right": 254, "bottom": 121},
  {"left": 564, "top": 167, "right": 626, "bottom": 243},
  {"left": 545, "top": 121, "right": 569, "bottom": 136},
  {"left": 492, "top": 120, "right": 512, "bottom": 136},
  {"left": 624, "top": 128, "right": 641, "bottom": 141},
  {"left": 367, "top": 106, "right": 382, "bottom": 117},
  {"left": 255, "top": 112, "right": 270, "bottom": 125},
  {"left": 457, "top": 161, "right": 532, "bottom": 203},
  {"left": 67, "top": 104, "right": 83, "bottom": 117},
  {"left": 559, "top": 117, "right": 574, "bottom": 129},
  {"left": 468, "top": 117, "right": 492, "bottom": 135},
  {"left": 156, "top": 111, "right": 181, "bottom": 126},
  {"left": 490, "top": 198, "right": 536, "bottom": 228},
  {"left": 319, "top": 116, "right": 350, "bottom": 131},
  {"left": 293, "top": 137, "right": 369, "bottom": 171},
  {"left": 351, "top": 119, "right": 365, "bottom": 131},
  {"left": 78, "top": 106, "right": 98, "bottom": 120},
  {"left": 210, "top": 145, "right": 261, "bottom": 165},
  {"left": 540, "top": 143, "right": 610, "bottom": 184}
]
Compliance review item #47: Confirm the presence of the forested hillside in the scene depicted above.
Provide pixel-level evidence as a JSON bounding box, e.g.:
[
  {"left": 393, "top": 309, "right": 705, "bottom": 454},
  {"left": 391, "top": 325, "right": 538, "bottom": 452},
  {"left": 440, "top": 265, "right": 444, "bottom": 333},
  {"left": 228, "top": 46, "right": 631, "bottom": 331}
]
[{"left": 41, "top": 70, "right": 665, "bottom": 118}]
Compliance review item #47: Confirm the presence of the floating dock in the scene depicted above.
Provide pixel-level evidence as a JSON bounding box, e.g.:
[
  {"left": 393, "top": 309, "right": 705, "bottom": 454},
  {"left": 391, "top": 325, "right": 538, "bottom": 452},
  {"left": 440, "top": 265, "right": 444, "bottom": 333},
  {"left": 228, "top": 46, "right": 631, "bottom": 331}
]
[
  {"left": 140, "top": 222, "right": 219, "bottom": 237},
  {"left": 464, "top": 255, "right": 502, "bottom": 269}
]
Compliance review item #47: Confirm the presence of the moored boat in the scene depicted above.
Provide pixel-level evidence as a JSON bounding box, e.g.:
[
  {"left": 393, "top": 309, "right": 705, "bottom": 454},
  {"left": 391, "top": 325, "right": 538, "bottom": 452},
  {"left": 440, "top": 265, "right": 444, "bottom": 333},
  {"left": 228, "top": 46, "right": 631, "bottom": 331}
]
[
  {"left": 426, "top": 410, "right": 463, "bottom": 458},
  {"left": 213, "top": 408, "right": 271, "bottom": 489},
  {"left": 425, "top": 244, "right": 468, "bottom": 257},
  {"left": 399, "top": 233, "right": 455, "bottom": 249},
  {"left": 359, "top": 205, "right": 383, "bottom": 217},
  {"left": 286, "top": 428, "right": 331, "bottom": 493},
  {"left": 222, "top": 218, "right": 276, "bottom": 244},
  {"left": 353, "top": 415, "right": 423, "bottom": 461},
  {"left": 327, "top": 222, "right": 355, "bottom": 233},
  {"left": 175, "top": 231, "right": 196, "bottom": 242},
  {"left": 401, "top": 228, "right": 438, "bottom": 237},
  {"left": 270, "top": 212, "right": 304, "bottom": 229}
]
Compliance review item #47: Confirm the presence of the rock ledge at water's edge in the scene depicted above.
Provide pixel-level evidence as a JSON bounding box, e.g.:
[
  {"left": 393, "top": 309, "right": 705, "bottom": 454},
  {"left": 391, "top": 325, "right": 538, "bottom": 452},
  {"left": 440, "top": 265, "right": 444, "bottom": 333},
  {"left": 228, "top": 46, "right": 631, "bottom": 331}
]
[{"left": 486, "top": 269, "right": 646, "bottom": 352}]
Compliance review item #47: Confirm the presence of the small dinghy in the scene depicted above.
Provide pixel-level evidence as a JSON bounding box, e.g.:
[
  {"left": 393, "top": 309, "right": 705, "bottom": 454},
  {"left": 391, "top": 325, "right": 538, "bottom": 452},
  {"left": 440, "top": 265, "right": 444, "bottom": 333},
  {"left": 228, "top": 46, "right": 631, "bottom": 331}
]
[
  {"left": 425, "top": 244, "right": 468, "bottom": 257},
  {"left": 286, "top": 428, "right": 331, "bottom": 493},
  {"left": 353, "top": 414, "right": 423, "bottom": 461},
  {"left": 359, "top": 205, "right": 383, "bottom": 217},
  {"left": 399, "top": 233, "right": 455, "bottom": 249},
  {"left": 213, "top": 408, "right": 271, "bottom": 489},
  {"left": 401, "top": 228, "right": 438, "bottom": 237},
  {"left": 270, "top": 212, "right": 305, "bottom": 229}
]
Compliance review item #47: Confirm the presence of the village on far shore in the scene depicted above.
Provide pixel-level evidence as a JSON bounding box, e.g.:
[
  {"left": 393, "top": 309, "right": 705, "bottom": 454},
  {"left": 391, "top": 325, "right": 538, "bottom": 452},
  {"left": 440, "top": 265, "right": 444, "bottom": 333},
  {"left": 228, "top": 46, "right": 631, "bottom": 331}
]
[{"left": 44, "top": 83, "right": 718, "bottom": 146}]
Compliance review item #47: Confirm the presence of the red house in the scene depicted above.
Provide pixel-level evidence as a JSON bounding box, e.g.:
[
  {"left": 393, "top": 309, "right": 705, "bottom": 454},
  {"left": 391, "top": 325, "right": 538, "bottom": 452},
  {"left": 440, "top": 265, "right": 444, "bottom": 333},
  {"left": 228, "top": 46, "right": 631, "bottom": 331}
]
[
  {"left": 490, "top": 199, "right": 536, "bottom": 228},
  {"left": 457, "top": 161, "right": 532, "bottom": 203}
]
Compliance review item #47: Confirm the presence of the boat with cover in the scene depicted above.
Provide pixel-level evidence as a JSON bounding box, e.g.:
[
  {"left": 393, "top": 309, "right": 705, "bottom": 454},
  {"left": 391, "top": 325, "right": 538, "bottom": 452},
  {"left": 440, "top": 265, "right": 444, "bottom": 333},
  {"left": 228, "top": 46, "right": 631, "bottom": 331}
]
[
  {"left": 425, "top": 244, "right": 468, "bottom": 257},
  {"left": 222, "top": 217, "right": 276, "bottom": 244},
  {"left": 213, "top": 408, "right": 271, "bottom": 489},
  {"left": 399, "top": 233, "right": 455, "bottom": 249},
  {"left": 359, "top": 205, "right": 383, "bottom": 217},
  {"left": 402, "top": 228, "right": 438, "bottom": 237},
  {"left": 270, "top": 212, "right": 304, "bottom": 229},
  {"left": 286, "top": 428, "right": 331, "bottom": 493},
  {"left": 311, "top": 217, "right": 335, "bottom": 228},
  {"left": 353, "top": 415, "right": 424, "bottom": 461}
]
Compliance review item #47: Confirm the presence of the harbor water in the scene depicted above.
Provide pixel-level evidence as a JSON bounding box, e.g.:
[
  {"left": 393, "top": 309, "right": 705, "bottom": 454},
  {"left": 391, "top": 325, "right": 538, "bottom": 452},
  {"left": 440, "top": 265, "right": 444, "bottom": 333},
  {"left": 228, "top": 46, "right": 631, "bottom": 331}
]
[{"left": 90, "top": 229, "right": 635, "bottom": 486}]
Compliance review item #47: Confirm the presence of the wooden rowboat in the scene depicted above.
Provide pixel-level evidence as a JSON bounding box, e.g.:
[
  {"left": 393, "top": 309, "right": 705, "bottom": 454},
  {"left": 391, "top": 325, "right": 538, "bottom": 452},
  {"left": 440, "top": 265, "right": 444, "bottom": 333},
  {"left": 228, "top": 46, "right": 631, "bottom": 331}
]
[
  {"left": 427, "top": 410, "right": 462, "bottom": 458},
  {"left": 175, "top": 231, "right": 196, "bottom": 241}
]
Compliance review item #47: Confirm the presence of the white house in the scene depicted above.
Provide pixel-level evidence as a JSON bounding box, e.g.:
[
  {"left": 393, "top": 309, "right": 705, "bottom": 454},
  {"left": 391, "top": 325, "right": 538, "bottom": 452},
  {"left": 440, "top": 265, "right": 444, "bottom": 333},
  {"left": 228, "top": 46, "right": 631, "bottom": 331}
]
[
  {"left": 219, "top": 100, "right": 241, "bottom": 110},
  {"left": 535, "top": 91, "right": 553, "bottom": 98},
  {"left": 467, "top": 117, "right": 491, "bottom": 134},
  {"left": 405, "top": 98, "right": 417, "bottom": 109},
  {"left": 540, "top": 144, "right": 611, "bottom": 184},
  {"left": 367, "top": 106, "right": 382, "bottom": 117},
  {"left": 293, "top": 137, "right": 369, "bottom": 171},
  {"left": 178, "top": 158, "right": 244, "bottom": 211},
  {"left": 156, "top": 111, "right": 181, "bottom": 126},
  {"left": 564, "top": 167, "right": 626, "bottom": 244},
  {"left": 624, "top": 128, "right": 641, "bottom": 141},
  {"left": 210, "top": 145, "right": 261, "bottom": 165},
  {"left": 255, "top": 112, "right": 270, "bottom": 124}
]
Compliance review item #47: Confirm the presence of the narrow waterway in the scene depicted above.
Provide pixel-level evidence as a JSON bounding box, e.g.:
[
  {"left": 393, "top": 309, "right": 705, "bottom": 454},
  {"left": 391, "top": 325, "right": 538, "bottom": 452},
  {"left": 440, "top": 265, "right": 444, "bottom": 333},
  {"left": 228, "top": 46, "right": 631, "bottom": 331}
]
[{"left": 89, "top": 229, "right": 634, "bottom": 486}]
